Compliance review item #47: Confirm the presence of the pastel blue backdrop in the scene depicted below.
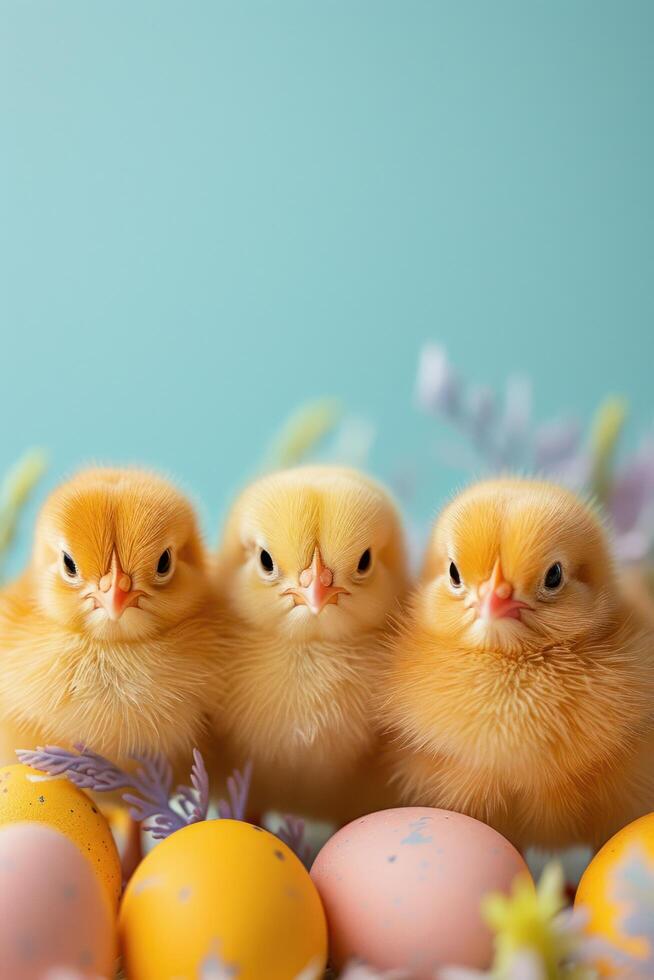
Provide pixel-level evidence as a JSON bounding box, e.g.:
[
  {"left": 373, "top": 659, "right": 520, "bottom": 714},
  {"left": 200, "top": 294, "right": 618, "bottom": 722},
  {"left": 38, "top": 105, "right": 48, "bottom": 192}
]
[{"left": 1, "top": 1, "right": 653, "bottom": 568}]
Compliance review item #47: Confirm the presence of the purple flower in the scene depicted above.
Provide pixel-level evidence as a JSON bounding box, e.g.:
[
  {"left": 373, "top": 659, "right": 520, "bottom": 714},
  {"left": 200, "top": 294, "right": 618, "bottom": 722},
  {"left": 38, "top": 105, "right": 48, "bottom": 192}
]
[
  {"left": 610, "top": 437, "right": 654, "bottom": 534},
  {"left": 467, "top": 386, "right": 496, "bottom": 446},
  {"left": 495, "top": 376, "right": 532, "bottom": 466},
  {"left": 533, "top": 419, "right": 582, "bottom": 470},
  {"left": 415, "top": 345, "right": 460, "bottom": 417},
  {"left": 413, "top": 345, "right": 654, "bottom": 564}
]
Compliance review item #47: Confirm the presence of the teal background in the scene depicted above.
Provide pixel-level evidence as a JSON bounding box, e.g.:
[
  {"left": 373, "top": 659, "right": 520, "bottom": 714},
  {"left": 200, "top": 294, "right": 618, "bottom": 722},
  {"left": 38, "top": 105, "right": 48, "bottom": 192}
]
[{"left": 1, "top": 1, "right": 653, "bottom": 566}]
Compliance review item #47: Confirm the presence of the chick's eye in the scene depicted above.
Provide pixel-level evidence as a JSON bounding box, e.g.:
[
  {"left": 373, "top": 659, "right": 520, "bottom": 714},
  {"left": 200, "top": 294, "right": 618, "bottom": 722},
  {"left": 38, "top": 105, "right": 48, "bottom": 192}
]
[
  {"left": 62, "top": 552, "right": 77, "bottom": 578},
  {"left": 156, "top": 549, "right": 172, "bottom": 576},
  {"left": 449, "top": 561, "right": 461, "bottom": 587},
  {"left": 544, "top": 562, "right": 563, "bottom": 590},
  {"left": 357, "top": 548, "right": 372, "bottom": 574},
  {"left": 260, "top": 549, "right": 274, "bottom": 574}
]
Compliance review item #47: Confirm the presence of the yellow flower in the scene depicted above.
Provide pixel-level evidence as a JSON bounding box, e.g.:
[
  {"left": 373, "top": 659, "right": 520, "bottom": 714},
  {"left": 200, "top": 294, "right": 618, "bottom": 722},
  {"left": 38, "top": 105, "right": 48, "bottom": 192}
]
[{"left": 482, "top": 865, "right": 576, "bottom": 980}]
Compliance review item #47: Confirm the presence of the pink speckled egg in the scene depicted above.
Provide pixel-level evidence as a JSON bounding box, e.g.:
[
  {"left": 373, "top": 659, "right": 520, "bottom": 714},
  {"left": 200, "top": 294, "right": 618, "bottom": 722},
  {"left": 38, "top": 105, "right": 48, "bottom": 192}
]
[
  {"left": 0, "top": 823, "right": 116, "bottom": 979},
  {"left": 311, "top": 807, "right": 530, "bottom": 978}
]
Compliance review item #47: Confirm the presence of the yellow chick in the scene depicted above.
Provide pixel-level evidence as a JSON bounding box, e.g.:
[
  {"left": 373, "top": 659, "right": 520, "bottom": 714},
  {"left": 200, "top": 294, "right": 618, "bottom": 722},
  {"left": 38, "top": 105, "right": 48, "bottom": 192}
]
[
  {"left": 214, "top": 465, "right": 409, "bottom": 823},
  {"left": 0, "top": 467, "right": 225, "bottom": 768},
  {"left": 384, "top": 477, "right": 654, "bottom": 851}
]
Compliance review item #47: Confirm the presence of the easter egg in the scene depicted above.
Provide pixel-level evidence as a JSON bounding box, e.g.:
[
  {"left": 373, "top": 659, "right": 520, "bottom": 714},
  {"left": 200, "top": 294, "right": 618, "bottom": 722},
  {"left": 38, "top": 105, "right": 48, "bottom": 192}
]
[
  {"left": 575, "top": 812, "right": 654, "bottom": 975},
  {"left": 310, "top": 807, "right": 530, "bottom": 978},
  {"left": 0, "top": 764, "right": 122, "bottom": 909},
  {"left": 0, "top": 822, "right": 116, "bottom": 979},
  {"left": 120, "top": 819, "right": 327, "bottom": 980}
]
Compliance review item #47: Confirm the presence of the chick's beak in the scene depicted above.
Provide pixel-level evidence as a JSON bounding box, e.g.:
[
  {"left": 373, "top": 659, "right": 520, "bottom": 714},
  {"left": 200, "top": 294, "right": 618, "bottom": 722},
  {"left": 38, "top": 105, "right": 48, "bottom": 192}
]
[
  {"left": 477, "top": 558, "right": 530, "bottom": 621},
  {"left": 93, "top": 551, "right": 144, "bottom": 620},
  {"left": 283, "top": 548, "right": 350, "bottom": 615}
]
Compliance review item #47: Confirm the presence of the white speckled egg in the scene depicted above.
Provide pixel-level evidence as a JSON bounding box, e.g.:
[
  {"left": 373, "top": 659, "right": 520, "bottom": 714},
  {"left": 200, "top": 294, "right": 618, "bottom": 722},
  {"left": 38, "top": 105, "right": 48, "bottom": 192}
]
[
  {"left": 0, "top": 822, "right": 116, "bottom": 979},
  {"left": 310, "top": 807, "right": 530, "bottom": 978}
]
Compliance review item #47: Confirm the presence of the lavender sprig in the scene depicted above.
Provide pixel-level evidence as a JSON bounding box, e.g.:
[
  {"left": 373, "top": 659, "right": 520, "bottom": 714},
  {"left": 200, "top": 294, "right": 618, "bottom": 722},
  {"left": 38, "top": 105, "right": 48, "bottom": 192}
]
[
  {"left": 17, "top": 744, "right": 238, "bottom": 841},
  {"left": 16, "top": 743, "right": 131, "bottom": 792},
  {"left": 177, "top": 749, "right": 210, "bottom": 825},
  {"left": 216, "top": 761, "right": 252, "bottom": 821},
  {"left": 120, "top": 754, "right": 184, "bottom": 839},
  {"left": 275, "top": 814, "right": 312, "bottom": 868},
  {"left": 18, "top": 744, "right": 312, "bottom": 865}
]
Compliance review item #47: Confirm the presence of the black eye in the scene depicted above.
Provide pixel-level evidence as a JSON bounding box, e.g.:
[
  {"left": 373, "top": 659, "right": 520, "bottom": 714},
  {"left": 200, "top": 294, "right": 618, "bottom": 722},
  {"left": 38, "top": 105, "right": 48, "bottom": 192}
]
[
  {"left": 449, "top": 561, "right": 461, "bottom": 587},
  {"left": 156, "top": 548, "right": 172, "bottom": 576},
  {"left": 62, "top": 552, "right": 77, "bottom": 578},
  {"left": 357, "top": 548, "right": 372, "bottom": 574},
  {"left": 260, "top": 549, "right": 274, "bottom": 574},
  {"left": 544, "top": 562, "right": 563, "bottom": 590}
]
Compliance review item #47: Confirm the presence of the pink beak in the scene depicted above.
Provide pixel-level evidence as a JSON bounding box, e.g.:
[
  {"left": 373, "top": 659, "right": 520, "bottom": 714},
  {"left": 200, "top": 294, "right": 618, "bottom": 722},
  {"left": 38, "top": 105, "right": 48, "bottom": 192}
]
[
  {"left": 94, "top": 551, "right": 144, "bottom": 620},
  {"left": 477, "top": 558, "right": 530, "bottom": 621},
  {"left": 283, "top": 548, "right": 350, "bottom": 615}
]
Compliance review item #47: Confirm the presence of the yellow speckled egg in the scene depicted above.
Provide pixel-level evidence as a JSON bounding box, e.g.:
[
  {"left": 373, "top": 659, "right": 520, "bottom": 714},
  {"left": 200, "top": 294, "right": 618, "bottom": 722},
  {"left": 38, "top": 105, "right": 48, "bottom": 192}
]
[
  {"left": 575, "top": 812, "right": 654, "bottom": 976},
  {"left": 120, "top": 819, "right": 327, "bottom": 980},
  {"left": 0, "top": 764, "right": 122, "bottom": 910}
]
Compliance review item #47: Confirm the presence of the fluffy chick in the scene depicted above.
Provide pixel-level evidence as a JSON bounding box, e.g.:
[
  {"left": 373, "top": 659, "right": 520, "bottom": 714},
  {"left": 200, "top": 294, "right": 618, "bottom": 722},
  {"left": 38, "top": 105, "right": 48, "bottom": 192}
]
[
  {"left": 214, "top": 465, "right": 409, "bottom": 823},
  {"left": 0, "top": 467, "right": 225, "bottom": 767},
  {"left": 384, "top": 477, "right": 654, "bottom": 851}
]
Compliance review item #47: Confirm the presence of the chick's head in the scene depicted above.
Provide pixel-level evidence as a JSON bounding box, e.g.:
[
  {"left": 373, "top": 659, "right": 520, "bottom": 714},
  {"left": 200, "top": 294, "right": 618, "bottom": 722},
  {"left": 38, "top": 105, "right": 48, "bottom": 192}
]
[
  {"left": 32, "top": 468, "right": 208, "bottom": 641},
  {"left": 420, "top": 478, "right": 618, "bottom": 653},
  {"left": 220, "top": 466, "right": 407, "bottom": 642}
]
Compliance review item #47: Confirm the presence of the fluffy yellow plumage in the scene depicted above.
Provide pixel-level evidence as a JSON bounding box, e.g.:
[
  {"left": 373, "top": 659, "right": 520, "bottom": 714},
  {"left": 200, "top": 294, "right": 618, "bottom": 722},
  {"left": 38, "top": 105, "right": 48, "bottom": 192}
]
[
  {"left": 0, "top": 467, "right": 225, "bottom": 768},
  {"left": 212, "top": 465, "right": 409, "bottom": 823},
  {"left": 383, "top": 477, "right": 654, "bottom": 850}
]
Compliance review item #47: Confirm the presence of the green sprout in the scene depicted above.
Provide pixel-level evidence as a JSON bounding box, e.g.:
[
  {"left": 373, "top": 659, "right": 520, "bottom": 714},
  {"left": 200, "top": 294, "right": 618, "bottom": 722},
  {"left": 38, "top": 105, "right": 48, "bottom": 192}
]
[
  {"left": 0, "top": 449, "right": 47, "bottom": 581},
  {"left": 265, "top": 399, "right": 342, "bottom": 470}
]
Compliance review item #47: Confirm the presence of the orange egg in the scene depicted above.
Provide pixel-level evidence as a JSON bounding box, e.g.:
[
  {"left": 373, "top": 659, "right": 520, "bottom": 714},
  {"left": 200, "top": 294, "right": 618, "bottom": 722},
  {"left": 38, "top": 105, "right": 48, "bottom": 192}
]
[
  {"left": 0, "top": 764, "right": 122, "bottom": 909},
  {"left": 575, "top": 812, "right": 654, "bottom": 975},
  {"left": 120, "top": 819, "right": 327, "bottom": 980}
]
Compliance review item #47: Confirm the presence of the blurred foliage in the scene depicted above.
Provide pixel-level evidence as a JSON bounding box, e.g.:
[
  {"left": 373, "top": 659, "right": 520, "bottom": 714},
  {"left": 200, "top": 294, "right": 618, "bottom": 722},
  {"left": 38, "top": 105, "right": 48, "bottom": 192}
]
[
  {"left": 416, "top": 345, "right": 654, "bottom": 566},
  {"left": 0, "top": 449, "right": 47, "bottom": 581},
  {"left": 266, "top": 399, "right": 343, "bottom": 469},
  {"left": 588, "top": 397, "right": 628, "bottom": 506}
]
